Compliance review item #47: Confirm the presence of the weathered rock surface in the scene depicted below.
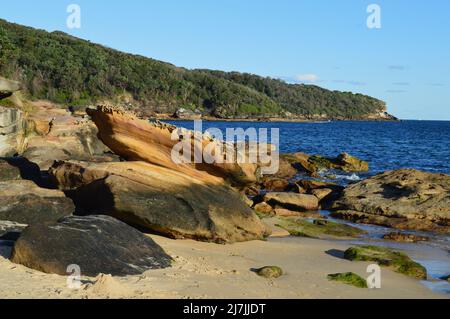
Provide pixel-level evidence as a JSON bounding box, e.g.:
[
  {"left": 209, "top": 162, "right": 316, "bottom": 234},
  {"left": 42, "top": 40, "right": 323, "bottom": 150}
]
[
  {"left": 49, "top": 160, "right": 268, "bottom": 243},
  {"left": 86, "top": 105, "right": 258, "bottom": 186},
  {"left": 0, "top": 106, "right": 24, "bottom": 157},
  {"left": 21, "top": 103, "right": 114, "bottom": 170},
  {"left": 0, "top": 180, "right": 74, "bottom": 225},
  {"left": 11, "top": 215, "right": 173, "bottom": 276},
  {"left": 0, "top": 159, "right": 22, "bottom": 181},
  {"left": 382, "top": 232, "right": 429, "bottom": 243},
  {"left": 173, "top": 107, "right": 202, "bottom": 119},
  {"left": 263, "top": 192, "right": 319, "bottom": 211},
  {"left": 332, "top": 169, "right": 450, "bottom": 233}
]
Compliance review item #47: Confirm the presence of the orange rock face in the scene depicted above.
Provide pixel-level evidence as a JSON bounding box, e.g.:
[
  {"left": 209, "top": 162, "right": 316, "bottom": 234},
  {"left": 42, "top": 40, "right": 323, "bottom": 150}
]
[{"left": 86, "top": 105, "right": 258, "bottom": 186}]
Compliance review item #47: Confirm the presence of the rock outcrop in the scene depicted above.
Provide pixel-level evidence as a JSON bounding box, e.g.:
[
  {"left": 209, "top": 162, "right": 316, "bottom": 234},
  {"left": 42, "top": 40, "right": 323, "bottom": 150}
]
[
  {"left": 0, "top": 77, "right": 20, "bottom": 99},
  {"left": 86, "top": 105, "right": 258, "bottom": 186},
  {"left": 0, "top": 180, "right": 74, "bottom": 225},
  {"left": 263, "top": 192, "right": 319, "bottom": 211},
  {"left": 0, "top": 106, "right": 24, "bottom": 157},
  {"left": 49, "top": 160, "right": 268, "bottom": 243},
  {"left": 11, "top": 215, "right": 173, "bottom": 276},
  {"left": 331, "top": 169, "right": 450, "bottom": 233}
]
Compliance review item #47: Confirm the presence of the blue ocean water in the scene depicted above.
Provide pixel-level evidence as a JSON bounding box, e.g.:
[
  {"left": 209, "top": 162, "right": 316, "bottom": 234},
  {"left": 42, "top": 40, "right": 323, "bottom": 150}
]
[{"left": 166, "top": 120, "right": 450, "bottom": 176}]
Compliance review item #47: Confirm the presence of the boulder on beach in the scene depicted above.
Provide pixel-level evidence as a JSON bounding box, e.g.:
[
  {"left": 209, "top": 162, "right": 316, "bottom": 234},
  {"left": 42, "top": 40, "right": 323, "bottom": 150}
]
[
  {"left": 86, "top": 105, "right": 258, "bottom": 186},
  {"left": 344, "top": 245, "right": 427, "bottom": 279},
  {"left": 263, "top": 192, "right": 319, "bottom": 211},
  {"left": 0, "top": 180, "right": 74, "bottom": 225},
  {"left": 49, "top": 160, "right": 268, "bottom": 243},
  {"left": 11, "top": 215, "right": 173, "bottom": 276},
  {"left": 382, "top": 232, "right": 429, "bottom": 243},
  {"left": 332, "top": 169, "right": 450, "bottom": 233}
]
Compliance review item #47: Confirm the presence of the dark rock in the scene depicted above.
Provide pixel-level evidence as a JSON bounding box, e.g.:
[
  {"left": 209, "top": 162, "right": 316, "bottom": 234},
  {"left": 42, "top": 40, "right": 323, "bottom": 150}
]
[
  {"left": 11, "top": 215, "right": 173, "bottom": 276},
  {"left": 0, "top": 180, "right": 74, "bottom": 224}
]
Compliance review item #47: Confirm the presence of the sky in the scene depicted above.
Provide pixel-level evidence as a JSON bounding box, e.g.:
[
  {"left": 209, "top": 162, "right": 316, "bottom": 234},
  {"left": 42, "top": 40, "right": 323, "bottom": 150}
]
[{"left": 1, "top": 0, "right": 449, "bottom": 120}]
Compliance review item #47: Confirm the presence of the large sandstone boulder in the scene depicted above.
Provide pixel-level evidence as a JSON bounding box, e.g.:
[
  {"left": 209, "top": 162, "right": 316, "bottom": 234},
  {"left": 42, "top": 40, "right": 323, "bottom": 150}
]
[
  {"left": 263, "top": 192, "right": 319, "bottom": 211},
  {"left": 49, "top": 160, "right": 268, "bottom": 243},
  {"left": 0, "top": 180, "right": 74, "bottom": 224},
  {"left": 11, "top": 215, "right": 173, "bottom": 276},
  {"left": 86, "top": 105, "right": 258, "bottom": 186},
  {"left": 332, "top": 169, "right": 450, "bottom": 233}
]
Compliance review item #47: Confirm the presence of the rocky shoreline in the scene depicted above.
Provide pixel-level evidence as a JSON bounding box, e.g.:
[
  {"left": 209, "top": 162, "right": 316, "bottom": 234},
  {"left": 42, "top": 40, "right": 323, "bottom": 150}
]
[{"left": 0, "top": 76, "right": 448, "bottom": 296}]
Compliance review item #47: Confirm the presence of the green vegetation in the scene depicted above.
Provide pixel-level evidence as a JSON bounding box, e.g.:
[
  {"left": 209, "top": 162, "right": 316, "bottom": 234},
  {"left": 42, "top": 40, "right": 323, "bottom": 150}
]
[
  {"left": 327, "top": 272, "right": 368, "bottom": 288},
  {"left": 275, "top": 217, "right": 365, "bottom": 239},
  {"left": 255, "top": 266, "right": 283, "bottom": 279},
  {"left": 0, "top": 19, "right": 389, "bottom": 119},
  {"left": 344, "top": 245, "right": 427, "bottom": 279}
]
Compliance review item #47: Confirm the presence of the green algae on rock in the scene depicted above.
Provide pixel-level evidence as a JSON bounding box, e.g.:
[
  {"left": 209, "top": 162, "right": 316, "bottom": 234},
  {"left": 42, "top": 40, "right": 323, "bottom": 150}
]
[
  {"left": 255, "top": 266, "right": 283, "bottom": 279},
  {"left": 344, "top": 245, "right": 427, "bottom": 279},
  {"left": 275, "top": 217, "right": 366, "bottom": 239},
  {"left": 327, "top": 272, "right": 368, "bottom": 288}
]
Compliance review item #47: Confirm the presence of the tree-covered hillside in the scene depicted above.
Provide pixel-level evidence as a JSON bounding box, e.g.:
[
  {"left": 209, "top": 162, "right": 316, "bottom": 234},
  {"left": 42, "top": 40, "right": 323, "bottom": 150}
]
[{"left": 0, "top": 19, "right": 392, "bottom": 119}]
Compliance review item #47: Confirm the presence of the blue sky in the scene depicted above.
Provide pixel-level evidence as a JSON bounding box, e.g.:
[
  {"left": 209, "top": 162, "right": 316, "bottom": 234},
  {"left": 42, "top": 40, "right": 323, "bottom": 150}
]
[{"left": 1, "top": 0, "right": 449, "bottom": 120}]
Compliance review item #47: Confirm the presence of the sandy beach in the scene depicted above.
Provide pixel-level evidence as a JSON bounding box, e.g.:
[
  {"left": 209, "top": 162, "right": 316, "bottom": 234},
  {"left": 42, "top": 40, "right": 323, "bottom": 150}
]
[{"left": 0, "top": 235, "right": 446, "bottom": 299}]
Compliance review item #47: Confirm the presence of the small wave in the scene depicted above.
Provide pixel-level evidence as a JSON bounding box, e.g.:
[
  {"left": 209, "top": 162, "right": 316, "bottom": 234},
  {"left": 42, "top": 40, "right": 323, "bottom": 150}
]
[{"left": 334, "top": 173, "right": 361, "bottom": 181}]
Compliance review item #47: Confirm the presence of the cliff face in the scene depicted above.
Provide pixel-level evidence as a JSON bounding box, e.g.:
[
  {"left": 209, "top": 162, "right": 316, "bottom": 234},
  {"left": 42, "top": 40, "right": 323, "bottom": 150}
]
[{"left": 0, "top": 19, "right": 396, "bottom": 121}]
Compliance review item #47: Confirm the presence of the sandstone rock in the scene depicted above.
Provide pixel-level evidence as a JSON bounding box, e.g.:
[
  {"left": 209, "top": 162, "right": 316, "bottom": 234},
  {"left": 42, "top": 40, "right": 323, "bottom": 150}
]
[
  {"left": 254, "top": 202, "right": 273, "bottom": 214},
  {"left": 261, "top": 177, "right": 290, "bottom": 191},
  {"left": 336, "top": 152, "right": 369, "bottom": 172},
  {"left": 11, "top": 215, "right": 173, "bottom": 276},
  {"left": 0, "top": 220, "right": 27, "bottom": 239},
  {"left": 0, "top": 180, "right": 74, "bottom": 225},
  {"left": 0, "top": 106, "right": 24, "bottom": 156},
  {"left": 0, "top": 159, "right": 22, "bottom": 181},
  {"left": 22, "top": 104, "right": 114, "bottom": 170},
  {"left": 49, "top": 160, "right": 268, "bottom": 243},
  {"left": 86, "top": 105, "right": 257, "bottom": 186},
  {"left": 332, "top": 169, "right": 450, "bottom": 233},
  {"left": 311, "top": 188, "right": 333, "bottom": 201},
  {"left": 382, "top": 232, "right": 429, "bottom": 243},
  {"left": 263, "top": 192, "right": 319, "bottom": 211}
]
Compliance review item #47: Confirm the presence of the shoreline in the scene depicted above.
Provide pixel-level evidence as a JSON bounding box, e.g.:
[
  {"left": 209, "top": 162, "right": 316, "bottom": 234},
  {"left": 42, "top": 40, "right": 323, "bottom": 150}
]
[{"left": 0, "top": 235, "right": 447, "bottom": 299}]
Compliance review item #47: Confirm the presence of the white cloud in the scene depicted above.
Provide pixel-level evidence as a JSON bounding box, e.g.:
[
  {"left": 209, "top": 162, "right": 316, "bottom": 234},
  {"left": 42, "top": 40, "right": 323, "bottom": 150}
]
[{"left": 295, "top": 74, "right": 319, "bottom": 83}]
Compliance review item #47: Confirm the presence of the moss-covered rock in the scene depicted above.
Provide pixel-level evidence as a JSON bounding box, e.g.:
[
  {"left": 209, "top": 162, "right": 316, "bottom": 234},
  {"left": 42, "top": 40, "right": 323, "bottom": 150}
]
[
  {"left": 255, "top": 266, "right": 283, "bottom": 278},
  {"left": 344, "top": 245, "right": 427, "bottom": 279},
  {"left": 275, "top": 217, "right": 365, "bottom": 239},
  {"left": 327, "top": 272, "right": 368, "bottom": 288}
]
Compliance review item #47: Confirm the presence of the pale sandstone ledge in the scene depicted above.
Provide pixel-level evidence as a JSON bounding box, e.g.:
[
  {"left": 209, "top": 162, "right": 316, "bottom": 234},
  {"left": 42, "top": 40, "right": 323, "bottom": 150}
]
[{"left": 0, "top": 236, "right": 446, "bottom": 299}]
